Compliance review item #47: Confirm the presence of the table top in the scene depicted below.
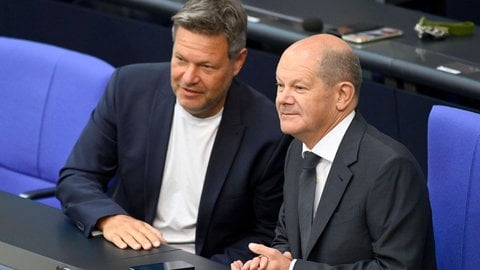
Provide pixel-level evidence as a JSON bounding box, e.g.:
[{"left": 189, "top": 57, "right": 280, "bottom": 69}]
[
  {"left": 0, "top": 191, "right": 228, "bottom": 270},
  {"left": 245, "top": 0, "right": 480, "bottom": 100}
]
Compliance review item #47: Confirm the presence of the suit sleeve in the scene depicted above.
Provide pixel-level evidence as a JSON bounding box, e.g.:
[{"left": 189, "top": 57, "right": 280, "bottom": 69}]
[
  {"left": 271, "top": 203, "right": 291, "bottom": 253},
  {"left": 56, "top": 68, "right": 128, "bottom": 237}
]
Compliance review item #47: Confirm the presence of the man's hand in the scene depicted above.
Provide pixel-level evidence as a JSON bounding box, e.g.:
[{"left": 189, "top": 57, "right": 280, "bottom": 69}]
[
  {"left": 96, "top": 214, "right": 167, "bottom": 250},
  {"left": 230, "top": 243, "right": 292, "bottom": 270}
]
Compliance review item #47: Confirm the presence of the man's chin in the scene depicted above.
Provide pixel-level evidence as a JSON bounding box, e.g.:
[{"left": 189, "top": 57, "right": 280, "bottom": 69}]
[{"left": 280, "top": 124, "right": 299, "bottom": 136}]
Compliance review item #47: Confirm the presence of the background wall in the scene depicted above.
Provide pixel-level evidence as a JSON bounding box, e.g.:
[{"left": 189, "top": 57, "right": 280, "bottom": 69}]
[{"left": 1, "top": 0, "right": 477, "bottom": 175}]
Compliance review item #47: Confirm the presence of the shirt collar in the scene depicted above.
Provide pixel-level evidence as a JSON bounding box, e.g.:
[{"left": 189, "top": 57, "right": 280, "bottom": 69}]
[{"left": 303, "top": 111, "right": 355, "bottom": 162}]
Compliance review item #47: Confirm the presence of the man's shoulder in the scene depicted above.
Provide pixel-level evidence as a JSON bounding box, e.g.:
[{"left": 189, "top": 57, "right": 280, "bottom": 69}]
[
  {"left": 117, "top": 62, "right": 170, "bottom": 76},
  {"left": 355, "top": 120, "right": 421, "bottom": 172},
  {"left": 112, "top": 62, "right": 171, "bottom": 91},
  {"left": 229, "top": 79, "right": 277, "bottom": 113},
  {"left": 224, "top": 80, "right": 284, "bottom": 139},
  {"left": 108, "top": 62, "right": 173, "bottom": 106}
]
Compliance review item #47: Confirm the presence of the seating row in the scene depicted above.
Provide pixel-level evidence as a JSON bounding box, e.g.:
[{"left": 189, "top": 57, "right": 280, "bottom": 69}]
[{"left": 1, "top": 37, "right": 478, "bottom": 270}]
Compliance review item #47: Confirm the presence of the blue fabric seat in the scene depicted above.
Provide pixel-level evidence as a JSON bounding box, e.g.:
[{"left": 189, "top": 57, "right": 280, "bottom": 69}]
[
  {"left": 0, "top": 37, "right": 114, "bottom": 208},
  {"left": 427, "top": 105, "right": 480, "bottom": 270}
]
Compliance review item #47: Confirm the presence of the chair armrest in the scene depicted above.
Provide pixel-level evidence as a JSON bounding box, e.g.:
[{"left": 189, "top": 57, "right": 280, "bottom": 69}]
[{"left": 19, "top": 187, "right": 56, "bottom": 200}]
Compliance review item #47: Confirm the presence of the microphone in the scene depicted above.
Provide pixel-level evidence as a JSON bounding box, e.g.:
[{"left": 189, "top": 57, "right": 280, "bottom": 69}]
[
  {"left": 302, "top": 17, "right": 324, "bottom": 33},
  {"left": 244, "top": 4, "right": 324, "bottom": 33}
]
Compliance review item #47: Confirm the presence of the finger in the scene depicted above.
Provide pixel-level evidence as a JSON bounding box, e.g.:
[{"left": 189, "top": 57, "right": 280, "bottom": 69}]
[
  {"left": 258, "top": 255, "right": 269, "bottom": 269},
  {"left": 131, "top": 222, "right": 168, "bottom": 250},
  {"left": 134, "top": 224, "right": 163, "bottom": 249},
  {"left": 121, "top": 231, "right": 143, "bottom": 250},
  {"left": 248, "top": 243, "right": 275, "bottom": 257},
  {"left": 283, "top": 251, "right": 293, "bottom": 260},
  {"left": 230, "top": 260, "right": 243, "bottom": 270},
  {"left": 99, "top": 215, "right": 146, "bottom": 250},
  {"left": 144, "top": 225, "right": 167, "bottom": 246},
  {"left": 115, "top": 219, "right": 157, "bottom": 250},
  {"left": 244, "top": 257, "right": 260, "bottom": 270},
  {"left": 105, "top": 233, "right": 128, "bottom": 249}
]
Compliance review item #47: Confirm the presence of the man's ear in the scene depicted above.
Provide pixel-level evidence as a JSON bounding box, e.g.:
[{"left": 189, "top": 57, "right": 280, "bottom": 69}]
[
  {"left": 336, "top": 81, "right": 356, "bottom": 111},
  {"left": 233, "top": 48, "right": 247, "bottom": 76}
]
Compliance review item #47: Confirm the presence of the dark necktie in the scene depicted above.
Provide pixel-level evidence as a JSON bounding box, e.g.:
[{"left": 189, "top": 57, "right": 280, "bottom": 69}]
[{"left": 298, "top": 151, "right": 321, "bottom": 257}]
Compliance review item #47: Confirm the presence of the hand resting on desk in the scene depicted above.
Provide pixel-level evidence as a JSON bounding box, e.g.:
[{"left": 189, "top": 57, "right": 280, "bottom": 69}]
[{"left": 97, "top": 214, "right": 167, "bottom": 250}]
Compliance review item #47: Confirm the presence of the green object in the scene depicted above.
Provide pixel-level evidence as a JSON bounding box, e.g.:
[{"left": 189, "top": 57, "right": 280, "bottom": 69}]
[{"left": 418, "top": 16, "right": 475, "bottom": 36}]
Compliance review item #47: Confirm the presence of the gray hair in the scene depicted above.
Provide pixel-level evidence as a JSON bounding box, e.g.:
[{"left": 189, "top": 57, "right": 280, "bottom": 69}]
[
  {"left": 318, "top": 47, "right": 363, "bottom": 100},
  {"left": 171, "top": 0, "right": 247, "bottom": 59}
]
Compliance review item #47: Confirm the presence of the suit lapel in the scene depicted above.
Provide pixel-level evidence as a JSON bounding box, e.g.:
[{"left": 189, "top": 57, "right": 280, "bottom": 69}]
[
  {"left": 305, "top": 113, "right": 367, "bottom": 257},
  {"left": 144, "top": 84, "right": 176, "bottom": 223},
  {"left": 305, "top": 161, "right": 352, "bottom": 255},
  {"left": 195, "top": 80, "right": 245, "bottom": 254}
]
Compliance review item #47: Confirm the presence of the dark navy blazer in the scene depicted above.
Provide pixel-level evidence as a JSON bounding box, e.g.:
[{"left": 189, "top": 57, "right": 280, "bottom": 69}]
[{"left": 57, "top": 62, "right": 291, "bottom": 264}]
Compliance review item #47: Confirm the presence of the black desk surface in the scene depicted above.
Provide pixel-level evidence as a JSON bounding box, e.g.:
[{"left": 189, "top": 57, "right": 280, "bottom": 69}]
[
  {"left": 112, "top": 0, "right": 480, "bottom": 100},
  {"left": 242, "top": 0, "right": 480, "bottom": 100},
  {"left": 0, "top": 191, "right": 228, "bottom": 270}
]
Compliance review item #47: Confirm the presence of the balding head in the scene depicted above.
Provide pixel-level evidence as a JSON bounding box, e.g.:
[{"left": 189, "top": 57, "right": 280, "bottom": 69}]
[
  {"left": 281, "top": 34, "right": 362, "bottom": 100},
  {"left": 284, "top": 33, "right": 352, "bottom": 56},
  {"left": 275, "top": 34, "right": 362, "bottom": 146}
]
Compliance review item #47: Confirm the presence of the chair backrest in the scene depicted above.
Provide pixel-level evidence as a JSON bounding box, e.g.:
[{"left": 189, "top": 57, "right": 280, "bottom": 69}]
[
  {"left": 427, "top": 105, "right": 480, "bottom": 270},
  {"left": 0, "top": 37, "right": 114, "bottom": 207}
]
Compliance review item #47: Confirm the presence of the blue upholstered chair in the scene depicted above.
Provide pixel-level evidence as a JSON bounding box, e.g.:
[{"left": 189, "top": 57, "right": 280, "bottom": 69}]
[
  {"left": 0, "top": 37, "right": 114, "bottom": 208},
  {"left": 427, "top": 105, "right": 480, "bottom": 270}
]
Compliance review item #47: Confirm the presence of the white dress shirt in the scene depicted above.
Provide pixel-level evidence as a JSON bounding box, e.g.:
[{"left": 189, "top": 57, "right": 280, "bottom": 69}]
[{"left": 290, "top": 111, "right": 355, "bottom": 269}]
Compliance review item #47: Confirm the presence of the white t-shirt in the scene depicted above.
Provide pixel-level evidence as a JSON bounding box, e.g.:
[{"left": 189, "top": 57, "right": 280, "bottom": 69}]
[{"left": 153, "top": 102, "right": 222, "bottom": 254}]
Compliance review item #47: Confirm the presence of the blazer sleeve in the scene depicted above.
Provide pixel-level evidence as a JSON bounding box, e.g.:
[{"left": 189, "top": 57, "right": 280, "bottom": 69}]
[
  {"left": 271, "top": 139, "right": 300, "bottom": 256},
  {"left": 271, "top": 203, "right": 291, "bottom": 253},
  {"left": 56, "top": 68, "right": 128, "bottom": 237}
]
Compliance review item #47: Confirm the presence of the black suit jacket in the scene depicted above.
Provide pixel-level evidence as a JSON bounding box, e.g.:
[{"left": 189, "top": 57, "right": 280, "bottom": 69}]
[
  {"left": 272, "top": 113, "right": 436, "bottom": 269},
  {"left": 56, "top": 63, "right": 291, "bottom": 264}
]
